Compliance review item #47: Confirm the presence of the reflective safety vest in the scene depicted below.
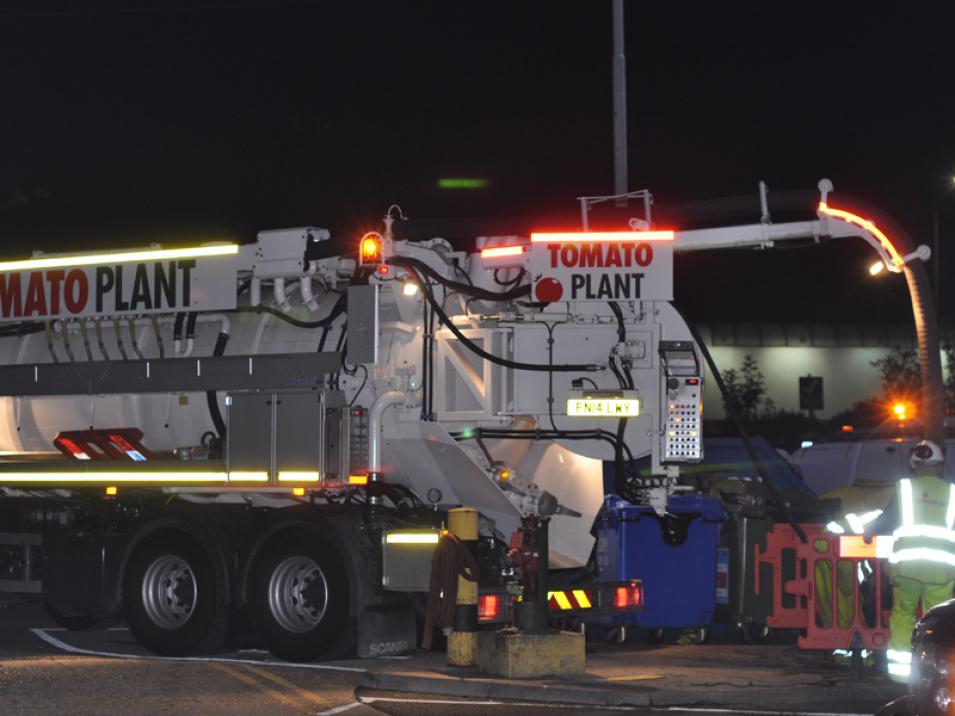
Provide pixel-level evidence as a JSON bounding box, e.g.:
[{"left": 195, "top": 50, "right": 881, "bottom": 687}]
[{"left": 889, "top": 476, "right": 955, "bottom": 567}]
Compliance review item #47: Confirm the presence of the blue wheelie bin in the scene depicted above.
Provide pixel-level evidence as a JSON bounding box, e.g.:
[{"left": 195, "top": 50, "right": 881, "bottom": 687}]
[{"left": 590, "top": 494, "right": 726, "bottom": 642}]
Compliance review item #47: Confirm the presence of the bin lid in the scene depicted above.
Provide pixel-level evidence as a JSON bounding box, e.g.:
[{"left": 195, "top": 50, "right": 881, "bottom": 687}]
[
  {"left": 603, "top": 436, "right": 813, "bottom": 497},
  {"left": 603, "top": 494, "right": 726, "bottom": 522}
]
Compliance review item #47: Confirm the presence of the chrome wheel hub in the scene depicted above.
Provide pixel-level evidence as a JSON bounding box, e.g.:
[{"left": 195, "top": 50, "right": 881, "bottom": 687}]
[
  {"left": 141, "top": 555, "right": 197, "bottom": 630},
  {"left": 267, "top": 556, "right": 328, "bottom": 634}
]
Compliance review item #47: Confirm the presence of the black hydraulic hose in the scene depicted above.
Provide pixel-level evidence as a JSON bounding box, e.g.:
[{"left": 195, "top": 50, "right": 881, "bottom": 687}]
[
  {"left": 421, "top": 299, "right": 430, "bottom": 421},
  {"left": 389, "top": 256, "right": 530, "bottom": 303},
  {"left": 476, "top": 428, "right": 637, "bottom": 465},
  {"left": 427, "top": 304, "right": 436, "bottom": 419},
  {"left": 207, "top": 331, "right": 229, "bottom": 442},
  {"left": 399, "top": 263, "right": 602, "bottom": 373},
  {"left": 185, "top": 312, "right": 198, "bottom": 345},
  {"left": 904, "top": 261, "right": 945, "bottom": 447},
  {"left": 238, "top": 298, "right": 345, "bottom": 330},
  {"left": 679, "top": 315, "right": 807, "bottom": 543},
  {"left": 607, "top": 303, "right": 634, "bottom": 496},
  {"left": 173, "top": 312, "right": 186, "bottom": 344}
]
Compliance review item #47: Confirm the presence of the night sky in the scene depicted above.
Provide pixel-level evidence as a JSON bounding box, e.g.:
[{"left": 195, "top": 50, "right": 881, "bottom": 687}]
[{"left": 1, "top": 1, "right": 953, "bottom": 325}]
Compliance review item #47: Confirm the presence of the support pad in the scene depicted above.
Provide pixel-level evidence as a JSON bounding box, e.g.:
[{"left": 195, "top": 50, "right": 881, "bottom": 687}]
[{"left": 475, "top": 629, "right": 585, "bottom": 679}]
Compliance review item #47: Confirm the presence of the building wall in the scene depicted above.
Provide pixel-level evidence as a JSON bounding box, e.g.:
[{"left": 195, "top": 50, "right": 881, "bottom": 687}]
[{"left": 696, "top": 323, "right": 949, "bottom": 419}]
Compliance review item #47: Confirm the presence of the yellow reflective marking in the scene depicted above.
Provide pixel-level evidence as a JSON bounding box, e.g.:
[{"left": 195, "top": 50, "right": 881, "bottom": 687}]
[
  {"left": 277, "top": 471, "right": 320, "bottom": 482},
  {"left": 572, "top": 589, "right": 592, "bottom": 609},
  {"left": 227, "top": 471, "right": 269, "bottom": 482},
  {"left": 548, "top": 591, "right": 573, "bottom": 610},
  {"left": 0, "top": 472, "right": 230, "bottom": 483}
]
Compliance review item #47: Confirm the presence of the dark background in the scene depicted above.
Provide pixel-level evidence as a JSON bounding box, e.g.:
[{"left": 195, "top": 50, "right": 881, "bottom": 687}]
[{"left": 0, "top": 1, "right": 952, "bottom": 324}]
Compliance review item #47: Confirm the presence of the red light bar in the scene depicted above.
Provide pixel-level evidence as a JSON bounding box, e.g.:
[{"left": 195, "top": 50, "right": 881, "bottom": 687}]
[
  {"left": 530, "top": 231, "right": 674, "bottom": 243},
  {"left": 817, "top": 202, "right": 905, "bottom": 268},
  {"left": 614, "top": 581, "right": 642, "bottom": 609},
  {"left": 480, "top": 245, "right": 525, "bottom": 259},
  {"left": 478, "top": 593, "right": 501, "bottom": 621}
]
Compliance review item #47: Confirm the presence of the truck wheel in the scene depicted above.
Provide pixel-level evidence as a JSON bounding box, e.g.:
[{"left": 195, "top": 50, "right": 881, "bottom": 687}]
[
  {"left": 122, "top": 531, "right": 228, "bottom": 656},
  {"left": 248, "top": 534, "right": 349, "bottom": 662}
]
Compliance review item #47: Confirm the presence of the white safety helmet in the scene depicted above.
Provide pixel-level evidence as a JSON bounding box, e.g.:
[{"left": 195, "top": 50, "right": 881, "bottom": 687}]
[{"left": 910, "top": 440, "right": 945, "bottom": 469}]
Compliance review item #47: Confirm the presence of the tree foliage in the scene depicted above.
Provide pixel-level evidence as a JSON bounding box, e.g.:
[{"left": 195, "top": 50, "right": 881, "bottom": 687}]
[
  {"left": 869, "top": 343, "right": 955, "bottom": 413},
  {"left": 720, "top": 353, "right": 775, "bottom": 425}
]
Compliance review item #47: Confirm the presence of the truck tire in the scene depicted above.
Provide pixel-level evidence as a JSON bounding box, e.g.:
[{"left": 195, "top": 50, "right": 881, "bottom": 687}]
[
  {"left": 122, "top": 530, "right": 228, "bottom": 656},
  {"left": 248, "top": 533, "right": 350, "bottom": 662}
]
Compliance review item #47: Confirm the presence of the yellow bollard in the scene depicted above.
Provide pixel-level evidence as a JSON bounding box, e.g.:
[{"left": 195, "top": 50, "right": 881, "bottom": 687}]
[{"left": 447, "top": 507, "right": 478, "bottom": 667}]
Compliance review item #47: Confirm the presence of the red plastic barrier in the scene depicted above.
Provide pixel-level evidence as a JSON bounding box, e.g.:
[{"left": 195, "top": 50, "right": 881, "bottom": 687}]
[
  {"left": 53, "top": 428, "right": 157, "bottom": 462},
  {"left": 755, "top": 523, "right": 890, "bottom": 651},
  {"left": 754, "top": 521, "right": 812, "bottom": 629}
]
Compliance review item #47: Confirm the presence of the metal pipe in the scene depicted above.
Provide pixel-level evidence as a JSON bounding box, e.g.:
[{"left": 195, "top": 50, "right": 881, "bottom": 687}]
[
  {"left": 250, "top": 277, "right": 262, "bottom": 307},
  {"left": 611, "top": 0, "right": 628, "bottom": 205},
  {"left": 60, "top": 323, "right": 76, "bottom": 363},
  {"left": 368, "top": 390, "right": 406, "bottom": 476},
  {"left": 94, "top": 319, "right": 110, "bottom": 361},
  {"left": 128, "top": 317, "right": 145, "bottom": 360},
  {"left": 273, "top": 278, "right": 291, "bottom": 313},
  {"left": 43, "top": 322, "right": 58, "bottom": 363},
  {"left": 78, "top": 319, "right": 94, "bottom": 361},
  {"left": 150, "top": 316, "right": 165, "bottom": 359},
  {"left": 300, "top": 276, "right": 320, "bottom": 312},
  {"left": 113, "top": 318, "right": 129, "bottom": 361}
]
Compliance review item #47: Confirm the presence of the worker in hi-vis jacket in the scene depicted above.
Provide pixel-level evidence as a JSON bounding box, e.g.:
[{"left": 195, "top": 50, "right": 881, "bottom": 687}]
[{"left": 866, "top": 440, "right": 954, "bottom": 681}]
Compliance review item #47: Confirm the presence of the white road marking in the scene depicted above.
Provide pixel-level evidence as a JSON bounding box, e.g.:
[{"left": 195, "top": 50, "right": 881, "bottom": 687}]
[
  {"left": 665, "top": 709, "right": 872, "bottom": 716},
  {"left": 30, "top": 628, "right": 366, "bottom": 672},
  {"left": 358, "top": 697, "right": 875, "bottom": 714},
  {"left": 359, "top": 697, "right": 634, "bottom": 710},
  {"left": 316, "top": 703, "right": 363, "bottom": 715}
]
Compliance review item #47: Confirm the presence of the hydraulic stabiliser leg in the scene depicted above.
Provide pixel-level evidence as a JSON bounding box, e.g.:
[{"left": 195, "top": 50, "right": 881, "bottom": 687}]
[{"left": 447, "top": 507, "right": 479, "bottom": 667}]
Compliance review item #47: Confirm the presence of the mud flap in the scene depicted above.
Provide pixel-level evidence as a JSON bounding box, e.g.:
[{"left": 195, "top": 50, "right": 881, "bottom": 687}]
[{"left": 357, "top": 601, "right": 417, "bottom": 657}]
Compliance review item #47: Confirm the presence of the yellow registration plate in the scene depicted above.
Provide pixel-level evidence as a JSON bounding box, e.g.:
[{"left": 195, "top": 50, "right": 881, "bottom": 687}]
[{"left": 566, "top": 398, "right": 640, "bottom": 417}]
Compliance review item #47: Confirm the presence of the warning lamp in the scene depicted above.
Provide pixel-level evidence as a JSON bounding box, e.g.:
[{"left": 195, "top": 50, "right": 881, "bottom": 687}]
[
  {"left": 348, "top": 474, "right": 369, "bottom": 486},
  {"left": 495, "top": 466, "right": 511, "bottom": 482},
  {"left": 613, "top": 581, "right": 642, "bottom": 609},
  {"left": 893, "top": 402, "right": 911, "bottom": 421},
  {"left": 359, "top": 232, "right": 383, "bottom": 265},
  {"left": 841, "top": 424, "right": 854, "bottom": 433},
  {"left": 105, "top": 486, "right": 118, "bottom": 496},
  {"left": 868, "top": 261, "right": 885, "bottom": 276},
  {"left": 292, "top": 487, "right": 306, "bottom": 497},
  {"left": 478, "top": 593, "right": 501, "bottom": 621}
]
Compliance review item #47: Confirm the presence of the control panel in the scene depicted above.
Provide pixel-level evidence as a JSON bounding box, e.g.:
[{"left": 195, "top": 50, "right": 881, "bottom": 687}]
[{"left": 659, "top": 341, "right": 703, "bottom": 463}]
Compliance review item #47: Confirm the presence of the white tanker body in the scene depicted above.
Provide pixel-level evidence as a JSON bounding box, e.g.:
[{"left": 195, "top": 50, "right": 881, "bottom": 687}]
[{"left": 0, "top": 216, "right": 700, "bottom": 660}]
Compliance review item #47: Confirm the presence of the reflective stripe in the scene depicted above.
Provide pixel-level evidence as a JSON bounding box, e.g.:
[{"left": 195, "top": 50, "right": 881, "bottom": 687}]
[
  {"left": 900, "top": 479, "right": 914, "bottom": 525},
  {"left": 548, "top": 591, "right": 573, "bottom": 610},
  {"left": 948, "top": 484, "right": 955, "bottom": 529},
  {"left": 572, "top": 590, "right": 592, "bottom": 609},
  {"left": 887, "top": 649, "right": 912, "bottom": 664},
  {"left": 889, "top": 547, "right": 955, "bottom": 567},
  {"left": 888, "top": 662, "right": 911, "bottom": 677},
  {"left": 892, "top": 524, "right": 955, "bottom": 543},
  {"left": 826, "top": 521, "right": 845, "bottom": 535},
  {"left": 845, "top": 510, "right": 883, "bottom": 535}
]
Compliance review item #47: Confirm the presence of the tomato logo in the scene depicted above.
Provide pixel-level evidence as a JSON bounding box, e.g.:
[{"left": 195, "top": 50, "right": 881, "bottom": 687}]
[{"left": 535, "top": 277, "right": 563, "bottom": 302}]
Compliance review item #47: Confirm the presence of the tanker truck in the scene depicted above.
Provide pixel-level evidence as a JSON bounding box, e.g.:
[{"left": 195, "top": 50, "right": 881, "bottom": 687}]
[{"left": 0, "top": 182, "right": 917, "bottom": 660}]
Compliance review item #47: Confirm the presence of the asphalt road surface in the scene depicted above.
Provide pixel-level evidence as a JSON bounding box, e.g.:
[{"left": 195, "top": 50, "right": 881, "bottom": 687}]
[{"left": 0, "top": 600, "right": 880, "bottom": 715}]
